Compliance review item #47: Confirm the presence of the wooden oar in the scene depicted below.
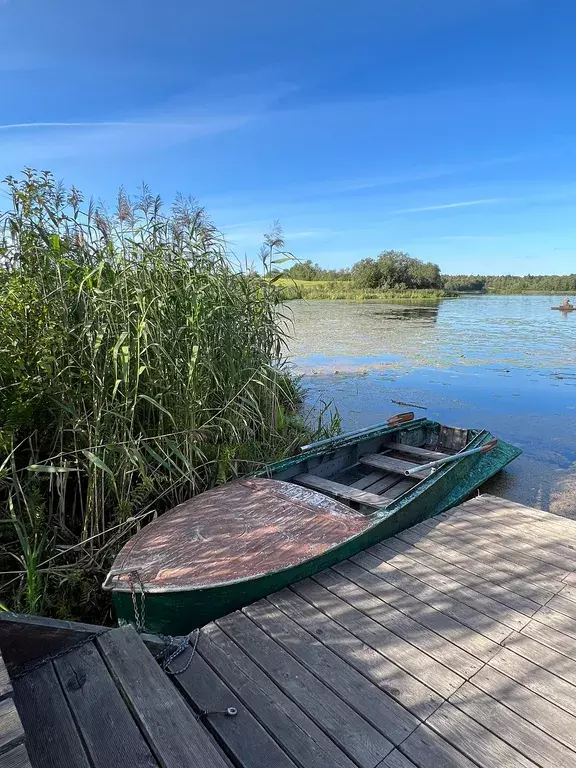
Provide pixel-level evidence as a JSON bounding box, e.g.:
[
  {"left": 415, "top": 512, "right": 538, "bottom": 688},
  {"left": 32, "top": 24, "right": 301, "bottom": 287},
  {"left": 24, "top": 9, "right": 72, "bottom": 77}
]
[{"left": 403, "top": 439, "right": 498, "bottom": 476}]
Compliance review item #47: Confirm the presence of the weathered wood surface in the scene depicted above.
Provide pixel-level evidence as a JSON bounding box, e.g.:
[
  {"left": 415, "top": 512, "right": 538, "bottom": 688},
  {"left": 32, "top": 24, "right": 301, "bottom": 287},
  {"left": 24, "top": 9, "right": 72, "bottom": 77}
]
[
  {"left": 360, "top": 454, "right": 429, "bottom": 481},
  {"left": 98, "top": 626, "right": 231, "bottom": 768},
  {"left": 0, "top": 651, "right": 30, "bottom": 768},
  {"left": 382, "top": 442, "right": 450, "bottom": 461},
  {"left": 186, "top": 495, "right": 576, "bottom": 767},
  {"left": 9, "top": 493, "right": 576, "bottom": 768},
  {"left": 53, "top": 641, "right": 158, "bottom": 768},
  {"left": 294, "top": 473, "right": 390, "bottom": 507}
]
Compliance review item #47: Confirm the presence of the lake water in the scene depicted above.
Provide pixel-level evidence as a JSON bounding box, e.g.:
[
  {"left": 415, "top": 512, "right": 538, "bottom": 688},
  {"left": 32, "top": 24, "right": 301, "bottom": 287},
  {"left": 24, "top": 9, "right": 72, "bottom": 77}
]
[{"left": 287, "top": 295, "right": 576, "bottom": 516}]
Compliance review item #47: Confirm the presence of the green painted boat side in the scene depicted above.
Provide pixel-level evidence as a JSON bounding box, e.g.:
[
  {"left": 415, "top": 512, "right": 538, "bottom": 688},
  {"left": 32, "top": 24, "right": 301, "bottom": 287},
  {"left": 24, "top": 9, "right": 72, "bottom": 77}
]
[{"left": 112, "top": 422, "right": 521, "bottom": 635}]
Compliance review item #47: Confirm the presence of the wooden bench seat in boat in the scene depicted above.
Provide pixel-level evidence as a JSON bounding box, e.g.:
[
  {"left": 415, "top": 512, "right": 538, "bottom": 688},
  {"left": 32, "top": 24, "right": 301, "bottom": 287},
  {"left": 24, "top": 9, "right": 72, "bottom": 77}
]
[
  {"left": 293, "top": 473, "right": 389, "bottom": 508},
  {"left": 360, "top": 454, "right": 430, "bottom": 481},
  {"left": 382, "top": 442, "right": 451, "bottom": 461}
]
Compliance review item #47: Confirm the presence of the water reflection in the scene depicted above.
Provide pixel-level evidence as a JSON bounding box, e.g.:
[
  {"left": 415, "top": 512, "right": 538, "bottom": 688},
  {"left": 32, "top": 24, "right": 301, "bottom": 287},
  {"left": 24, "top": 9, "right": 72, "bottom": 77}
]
[{"left": 287, "top": 295, "right": 576, "bottom": 516}]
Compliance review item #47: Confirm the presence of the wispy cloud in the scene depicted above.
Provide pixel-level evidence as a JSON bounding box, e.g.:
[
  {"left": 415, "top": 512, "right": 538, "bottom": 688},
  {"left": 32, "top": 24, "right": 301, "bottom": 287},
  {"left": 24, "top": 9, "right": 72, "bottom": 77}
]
[{"left": 390, "top": 197, "right": 506, "bottom": 214}]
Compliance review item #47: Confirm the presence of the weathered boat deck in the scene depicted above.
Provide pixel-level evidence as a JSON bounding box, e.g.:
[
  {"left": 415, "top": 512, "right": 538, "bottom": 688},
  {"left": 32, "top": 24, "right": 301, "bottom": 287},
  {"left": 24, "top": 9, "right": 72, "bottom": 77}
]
[{"left": 7, "top": 493, "right": 576, "bottom": 767}]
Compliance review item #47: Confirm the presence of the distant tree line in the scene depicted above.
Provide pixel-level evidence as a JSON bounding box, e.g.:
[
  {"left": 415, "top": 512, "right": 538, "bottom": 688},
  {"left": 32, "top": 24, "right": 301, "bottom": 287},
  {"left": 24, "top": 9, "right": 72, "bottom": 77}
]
[
  {"left": 282, "top": 253, "right": 576, "bottom": 293},
  {"left": 444, "top": 274, "right": 576, "bottom": 292}
]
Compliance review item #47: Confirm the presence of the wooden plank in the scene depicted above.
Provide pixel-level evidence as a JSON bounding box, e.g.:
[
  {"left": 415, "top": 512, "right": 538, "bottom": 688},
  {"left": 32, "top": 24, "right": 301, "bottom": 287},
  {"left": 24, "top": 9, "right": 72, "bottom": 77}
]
[
  {"left": 293, "top": 473, "right": 388, "bottom": 507},
  {"left": 365, "top": 474, "right": 404, "bottom": 495},
  {"left": 380, "top": 538, "right": 541, "bottom": 616},
  {"left": 330, "top": 560, "right": 498, "bottom": 662},
  {"left": 382, "top": 442, "right": 450, "bottom": 461},
  {"left": 420, "top": 518, "right": 572, "bottom": 583},
  {"left": 426, "top": 702, "right": 537, "bottom": 768},
  {"left": 13, "top": 662, "right": 92, "bottom": 768},
  {"left": 351, "top": 550, "right": 513, "bottom": 644},
  {"left": 0, "top": 660, "right": 11, "bottom": 703},
  {"left": 245, "top": 596, "right": 424, "bottom": 734},
  {"left": 422, "top": 514, "right": 576, "bottom": 573},
  {"left": 489, "top": 646, "right": 576, "bottom": 716},
  {"left": 399, "top": 724, "right": 479, "bottom": 768},
  {"left": 545, "top": 595, "right": 576, "bottom": 621},
  {"left": 0, "top": 698, "right": 24, "bottom": 755},
  {"left": 397, "top": 524, "right": 565, "bottom": 592},
  {"left": 351, "top": 471, "right": 385, "bottom": 489},
  {"left": 381, "top": 751, "right": 418, "bottom": 768},
  {"left": 532, "top": 606, "right": 576, "bottom": 641},
  {"left": 504, "top": 630, "right": 576, "bottom": 689},
  {"left": 287, "top": 577, "right": 463, "bottom": 702},
  {"left": 310, "top": 566, "right": 483, "bottom": 678},
  {"left": 0, "top": 744, "right": 32, "bottom": 768},
  {"left": 470, "top": 664, "right": 576, "bottom": 753},
  {"left": 360, "top": 454, "right": 429, "bottom": 481},
  {"left": 216, "top": 611, "right": 393, "bottom": 768},
  {"left": 370, "top": 542, "right": 530, "bottom": 631},
  {"left": 174, "top": 646, "right": 297, "bottom": 768},
  {"left": 449, "top": 682, "right": 574, "bottom": 768},
  {"left": 558, "top": 584, "right": 576, "bottom": 603},
  {"left": 97, "top": 626, "right": 231, "bottom": 768},
  {"left": 395, "top": 526, "right": 559, "bottom": 603},
  {"left": 522, "top": 618, "right": 576, "bottom": 661},
  {"left": 455, "top": 495, "right": 576, "bottom": 534},
  {"left": 53, "top": 641, "right": 157, "bottom": 768},
  {"left": 200, "top": 623, "right": 357, "bottom": 768},
  {"left": 434, "top": 507, "right": 576, "bottom": 565},
  {"left": 0, "top": 612, "right": 162, "bottom": 669}
]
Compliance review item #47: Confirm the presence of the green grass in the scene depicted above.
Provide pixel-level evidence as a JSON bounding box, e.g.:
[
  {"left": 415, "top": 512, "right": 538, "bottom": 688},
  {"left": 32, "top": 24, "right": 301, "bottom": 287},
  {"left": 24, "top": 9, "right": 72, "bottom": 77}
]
[
  {"left": 0, "top": 170, "right": 339, "bottom": 624},
  {"left": 275, "top": 278, "right": 453, "bottom": 300}
]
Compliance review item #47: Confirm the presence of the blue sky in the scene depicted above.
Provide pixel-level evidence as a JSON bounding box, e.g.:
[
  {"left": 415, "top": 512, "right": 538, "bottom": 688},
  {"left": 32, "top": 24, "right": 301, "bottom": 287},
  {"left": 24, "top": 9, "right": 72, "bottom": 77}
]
[{"left": 1, "top": 0, "right": 576, "bottom": 274}]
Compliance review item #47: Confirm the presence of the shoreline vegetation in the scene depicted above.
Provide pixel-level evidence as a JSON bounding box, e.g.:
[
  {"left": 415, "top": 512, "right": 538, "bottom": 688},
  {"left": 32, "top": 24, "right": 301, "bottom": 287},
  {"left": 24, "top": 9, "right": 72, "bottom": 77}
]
[
  {"left": 0, "top": 171, "right": 339, "bottom": 625},
  {"left": 277, "top": 257, "right": 576, "bottom": 300}
]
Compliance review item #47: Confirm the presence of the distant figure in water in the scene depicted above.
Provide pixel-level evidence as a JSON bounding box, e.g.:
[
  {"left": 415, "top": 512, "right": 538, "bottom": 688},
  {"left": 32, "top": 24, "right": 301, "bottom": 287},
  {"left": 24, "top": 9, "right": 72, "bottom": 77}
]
[{"left": 561, "top": 297, "right": 573, "bottom": 308}]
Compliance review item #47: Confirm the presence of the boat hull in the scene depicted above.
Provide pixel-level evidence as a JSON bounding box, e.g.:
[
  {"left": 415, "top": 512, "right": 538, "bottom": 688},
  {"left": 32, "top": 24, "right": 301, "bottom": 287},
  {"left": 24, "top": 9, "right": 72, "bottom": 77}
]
[{"left": 112, "top": 428, "right": 521, "bottom": 635}]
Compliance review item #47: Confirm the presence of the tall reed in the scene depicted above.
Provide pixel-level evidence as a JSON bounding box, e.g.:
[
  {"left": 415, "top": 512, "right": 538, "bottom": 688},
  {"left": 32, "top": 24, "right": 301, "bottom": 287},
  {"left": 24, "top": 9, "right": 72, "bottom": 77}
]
[{"left": 0, "top": 170, "right": 337, "bottom": 622}]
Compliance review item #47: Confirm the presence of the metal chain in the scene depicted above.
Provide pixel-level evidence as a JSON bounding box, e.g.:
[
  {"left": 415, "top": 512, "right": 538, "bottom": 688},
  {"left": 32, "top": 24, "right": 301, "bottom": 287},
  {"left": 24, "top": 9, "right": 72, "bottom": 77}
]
[
  {"left": 155, "top": 628, "right": 200, "bottom": 675},
  {"left": 11, "top": 628, "right": 111, "bottom": 680},
  {"left": 127, "top": 570, "right": 146, "bottom": 632}
]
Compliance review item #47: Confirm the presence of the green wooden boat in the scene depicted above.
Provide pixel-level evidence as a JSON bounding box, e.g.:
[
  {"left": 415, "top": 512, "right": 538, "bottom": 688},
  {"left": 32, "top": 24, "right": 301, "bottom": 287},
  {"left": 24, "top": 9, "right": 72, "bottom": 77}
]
[{"left": 104, "top": 414, "right": 521, "bottom": 635}]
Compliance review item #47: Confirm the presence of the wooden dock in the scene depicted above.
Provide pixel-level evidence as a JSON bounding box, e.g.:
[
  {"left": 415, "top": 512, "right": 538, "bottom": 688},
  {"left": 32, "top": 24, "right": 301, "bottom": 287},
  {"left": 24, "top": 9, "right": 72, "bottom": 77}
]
[{"left": 7, "top": 493, "right": 576, "bottom": 767}]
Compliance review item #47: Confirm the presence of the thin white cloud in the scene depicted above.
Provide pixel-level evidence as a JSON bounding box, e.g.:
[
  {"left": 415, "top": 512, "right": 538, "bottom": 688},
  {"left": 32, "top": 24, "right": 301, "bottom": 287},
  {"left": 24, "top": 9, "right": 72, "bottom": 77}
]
[{"left": 391, "top": 198, "right": 506, "bottom": 214}]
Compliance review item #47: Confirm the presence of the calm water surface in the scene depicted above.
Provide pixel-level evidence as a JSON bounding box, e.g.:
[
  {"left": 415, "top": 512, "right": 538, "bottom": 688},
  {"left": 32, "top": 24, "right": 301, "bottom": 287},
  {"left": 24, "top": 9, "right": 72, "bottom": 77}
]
[{"left": 287, "top": 295, "right": 576, "bottom": 516}]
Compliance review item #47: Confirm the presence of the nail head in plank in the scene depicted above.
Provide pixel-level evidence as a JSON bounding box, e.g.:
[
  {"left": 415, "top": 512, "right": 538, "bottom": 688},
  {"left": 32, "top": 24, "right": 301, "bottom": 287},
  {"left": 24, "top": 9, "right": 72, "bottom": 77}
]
[
  {"left": 293, "top": 473, "right": 388, "bottom": 507},
  {"left": 200, "top": 623, "right": 357, "bottom": 768},
  {"left": 216, "top": 611, "right": 393, "bottom": 768},
  {"left": 13, "top": 662, "right": 92, "bottom": 768},
  {"left": 175, "top": 645, "right": 297, "bottom": 768},
  {"left": 450, "top": 681, "right": 576, "bottom": 768},
  {"left": 53, "top": 641, "right": 157, "bottom": 768},
  {"left": 97, "top": 625, "right": 231, "bottom": 768}
]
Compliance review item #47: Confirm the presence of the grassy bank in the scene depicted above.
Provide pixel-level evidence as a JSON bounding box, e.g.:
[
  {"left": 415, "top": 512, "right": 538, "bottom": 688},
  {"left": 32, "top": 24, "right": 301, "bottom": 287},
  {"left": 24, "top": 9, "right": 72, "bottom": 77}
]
[
  {"left": 0, "top": 171, "right": 338, "bottom": 624},
  {"left": 276, "top": 279, "right": 453, "bottom": 300}
]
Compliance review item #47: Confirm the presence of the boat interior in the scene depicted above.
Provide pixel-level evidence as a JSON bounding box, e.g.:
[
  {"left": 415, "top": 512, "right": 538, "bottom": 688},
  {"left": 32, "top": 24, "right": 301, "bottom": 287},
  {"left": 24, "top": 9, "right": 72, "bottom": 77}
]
[{"left": 266, "top": 417, "right": 476, "bottom": 515}]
